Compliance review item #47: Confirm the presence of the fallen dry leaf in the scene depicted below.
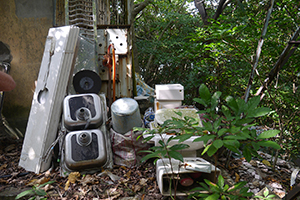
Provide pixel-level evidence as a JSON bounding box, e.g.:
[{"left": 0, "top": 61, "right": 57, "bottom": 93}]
[
  {"left": 44, "top": 183, "right": 54, "bottom": 192},
  {"left": 125, "top": 170, "right": 131, "bottom": 179},
  {"left": 27, "top": 177, "right": 50, "bottom": 186},
  {"left": 68, "top": 172, "right": 81, "bottom": 183},
  {"left": 120, "top": 166, "right": 127, "bottom": 170},
  {"left": 0, "top": 163, "right": 7, "bottom": 170},
  {"left": 80, "top": 174, "right": 95, "bottom": 186},
  {"left": 64, "top": 172, "right": 81, "bottom": 190},
  {"left": 133, "top": 184, "right": 142, "bottom": 192},
  {"left": 65, "top": 180, "right": 70, "bottom": 191},
  {"left": 262, "top": 160, "right": 271, "bottom": 167},
  {"left": 235, "top": 172, "right": 240, "bottom": 182},
  {"left": 139, "top": 178, "right": 147, "bottom": 186}
]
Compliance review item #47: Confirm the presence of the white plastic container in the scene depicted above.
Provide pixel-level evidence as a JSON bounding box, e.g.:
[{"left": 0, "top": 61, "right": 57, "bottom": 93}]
[
  {"left": 156, "top": 157, "right": 220, "bottom": 196},
  {"left": 144, "top": 108, "right": 205, "bottom": 156},
  {"left": 155, "top": 84, "right": 184, "bottom": 100},
  {"left": 154, "top": 99, "right": 182, "bottom": 112},
  {"left": 154, "top": 108, "right": 202, "bottom": 126}
]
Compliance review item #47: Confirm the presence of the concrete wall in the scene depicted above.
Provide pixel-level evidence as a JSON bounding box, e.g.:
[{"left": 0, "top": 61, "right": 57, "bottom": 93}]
[{"left": 0, "top": 0, "right": 53, "bottom": 132}]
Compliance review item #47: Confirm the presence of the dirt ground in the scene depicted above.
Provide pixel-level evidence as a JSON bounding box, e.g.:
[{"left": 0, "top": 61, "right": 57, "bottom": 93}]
[
  {"left": 0, "top": 122, "right": 294, "bottom": 200},
  {"left": 0, "top": 129, "right": 166, "bottom": 200}
]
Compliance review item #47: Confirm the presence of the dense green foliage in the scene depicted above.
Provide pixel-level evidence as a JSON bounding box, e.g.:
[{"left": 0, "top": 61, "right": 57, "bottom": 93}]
[{"left": 134, "top": 0, "right": 300, "bottom": 159}]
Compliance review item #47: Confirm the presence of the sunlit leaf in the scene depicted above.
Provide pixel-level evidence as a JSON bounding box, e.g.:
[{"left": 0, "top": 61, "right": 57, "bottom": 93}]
[
  {"left": 247, "top": 107, "right": 270, "bottom": 118},
  {"left": 198, "top": 84, "right": 211, "bottom": 104},
  {"left": 217, "top": 175, "right": 224, "bottom": 189},
  {"left": 226, "top": 96, "right": 239, "bottom": 113},
  {"left": 257, "top": 129, "right": 280, "bottom": 139}
]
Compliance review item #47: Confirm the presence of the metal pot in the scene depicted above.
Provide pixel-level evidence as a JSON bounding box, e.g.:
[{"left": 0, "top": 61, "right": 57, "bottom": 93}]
[{"left": 111, "top": 98, "right": 142, "bottom": 134}]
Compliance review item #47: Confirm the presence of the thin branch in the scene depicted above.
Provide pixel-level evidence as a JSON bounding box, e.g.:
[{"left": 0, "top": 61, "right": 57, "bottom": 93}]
[
  {"left": 244, "top": 0, "right": 275, "bottom": 102},
  {"left": 255, "top": 26, "right": 300, "bottom": 97},
  {"left": 132, "top": 0, "right": 152, "bottom": 19}
]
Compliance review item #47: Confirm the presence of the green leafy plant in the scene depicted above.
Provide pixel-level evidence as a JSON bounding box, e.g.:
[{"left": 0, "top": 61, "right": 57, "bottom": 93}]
[
  {"left": 254, "top": 187, "right": 276, "bottom": 200},
  {"left": 135, "top": 113, "right": 197, "bottom": 198},
  {"left": 193, "top": 84, "right": 281, "bottom": 163},
  {"left": 188, "top": 175, "right": 253, "bottom": 200},
  {"left": 15, "top": 180, "right": 55, "bottom": 200}
]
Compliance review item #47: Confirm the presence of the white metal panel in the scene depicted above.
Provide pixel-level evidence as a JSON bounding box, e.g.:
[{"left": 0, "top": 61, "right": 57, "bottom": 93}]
[
  {"left": 19, "top": 26, "right": 79, "bottom": 173},
  {"left": 97, "top": 29, "right": 128, "bottom": 55}
]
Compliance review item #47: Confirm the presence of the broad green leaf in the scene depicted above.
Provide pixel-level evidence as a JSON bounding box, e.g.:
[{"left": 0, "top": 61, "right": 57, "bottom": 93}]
[
  {"left": 35, "top": 189, "right": 47, "bottom": 196},
  {"left": 221, "top": 195, "right": 227, "bottom": 200},
  {"left": 174, "top": 111, "right": 182, "bottom": 117},
  {"left": 202, "top": 121, "right": 213, "bottom": 132},
  {"left": 213, "top": 118, "right": 222, "bottom": 130},
  {"left": 257, "top": 140, "right": 281, "bottom": 149},
  {"left": 207, "top": 145, "right": 218, "bottom": 157},
  {"left": 205, "top": 193, "right": 220, "bottom": 200},
  {"left": 223, "top": 184, "right": 229, "bottom": 191},
  {"left": 263, "top": 187, "right": 270, "bottom": 197},
  {"left": 236, "top": 98, "right": 246, "bottom": 114},
  {"left": 140, "top": 152, "right": 160, "bottom": 163},
  {"left": 221, "top": 105, "right": 232, "bottom": 120},
  {"left": 238, "top": 131, "right": 252, "bottom": 139},
  {"left": 142, "top": 135, "right": 155, "bottom": 142},
  {"left": 226, "top": 96, "right": 239, "bottom": 113},
  {"left": 223, "top": 144, "right": 240, "bottom": 154},
  {"left": 37, "top": 180, "right": 55, "bottom": 188},
  {"left": 138, "top": 150, "right": 154, "bottom": 154},
  {"left": 224, "top": 135, "right": 248, "bottom": 140},
  {"left": 193, "top": 98, "right": 207, "bottom": 107},
  {"left": 166, "top": 136, "right": 175, "bottom": 144},
  {"left": 257, "top": 129, "right": 280, "bottom": 139},
  {"left": 193, "top": 134, "right": 216, "bottom": 144},
  {"left": 217, "top": 175, "right": 225, "bottom": 189},
  {"left": 211, "top": 91, "right": 222, "bottom": 110},
  {"left": 213, "top": 139, "right": 223, "bottom": 149},
  {"left": 251, "top": 141, "right": 260, "bottom": 151},
  {"left": 246, "top": 96, "right": 260, "bottom": 112},
  {"left": 223, "top": 139, "right": 240, "bottom": 146},
  {"left": 174, "top": 134, "right": 192, "bottom": 143},
  {"left": 169, "top": 144, "right": 190, "bottom": 151},
  {"left": 234, "top": 118, "right": 254, "bottom": 126},
  {"left": 228, "top": 181, "right": 247, "bottom": 192},
  {"left": 217, "top": 128, "right": 228, "bottom": 137},
  {"left": 15, "top": 190, "right": 35, "bottom": 199},
  {"left": 198, "top": 84, "right": 211, "bottom": 104},
  {"left": 247, "top": 107, "right": 270, "bottom": 118},
  {"left": 242, "top": 147, "right": 252, "bottom": 162},
  {"left": 228, "top": 126, "right": 240, "bottom": 134},
  {"left": 168, "top": 150, "right": 184, "bottom": 162},
  {"left": 199, "top": 182, "right": 210, "bottom": 191},
  {"left": 201, "top": 144, "right": 212, "bottom": 156}
]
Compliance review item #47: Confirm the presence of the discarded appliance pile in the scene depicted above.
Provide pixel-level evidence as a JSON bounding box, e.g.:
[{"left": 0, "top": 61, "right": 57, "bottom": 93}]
[
  {"left": 141, "top": 84, "right": 220, "bottom": 196},
  {"left": 18, "top": 25, "right": 142, "bottom": 175},
  {"left": 18, "top": 25, "right": 220, "bottom": 196}
]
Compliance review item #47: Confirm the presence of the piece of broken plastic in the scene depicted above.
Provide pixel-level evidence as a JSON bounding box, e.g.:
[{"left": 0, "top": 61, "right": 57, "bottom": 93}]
[{"left": 183, "top": 159, "right": 212, "bottom": 173}]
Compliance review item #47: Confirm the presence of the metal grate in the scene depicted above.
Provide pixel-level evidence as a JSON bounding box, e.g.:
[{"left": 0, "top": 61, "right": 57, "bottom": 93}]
[{"left": 67, "top": 0, "right": 96, "bottom": 41}]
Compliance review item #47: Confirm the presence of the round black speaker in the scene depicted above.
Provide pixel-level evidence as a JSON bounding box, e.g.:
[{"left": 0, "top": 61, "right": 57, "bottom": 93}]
[{"left": 73, "top": 70, "right": 102, "bottom": 94}]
